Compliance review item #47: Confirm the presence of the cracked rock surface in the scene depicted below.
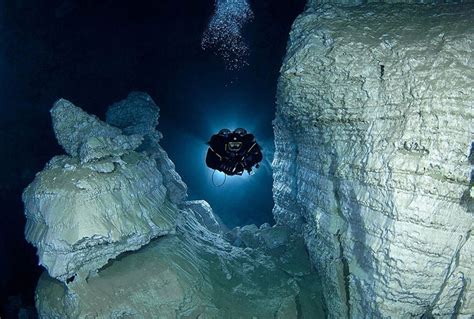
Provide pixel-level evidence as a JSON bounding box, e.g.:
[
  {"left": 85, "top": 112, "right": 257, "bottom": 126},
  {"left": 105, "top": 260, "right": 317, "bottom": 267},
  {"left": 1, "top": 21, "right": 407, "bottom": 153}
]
[{"left": 273, "top": 3, "right": 473, "bottom": 318}]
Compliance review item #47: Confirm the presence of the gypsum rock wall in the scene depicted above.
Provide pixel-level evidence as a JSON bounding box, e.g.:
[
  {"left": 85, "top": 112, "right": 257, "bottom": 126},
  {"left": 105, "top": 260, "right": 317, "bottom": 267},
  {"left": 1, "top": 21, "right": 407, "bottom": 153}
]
[
  {"left": 106, "top": 92, "right": 188, "bottom": 204},
  {"left": 24, "top": 94, "right": 185, "bottom": 282},
  {"left": 50, "top": 99, "right": 143, "bottom": 161},
  {"left": 23, "top": 152, "right": 178, "bottom": 282},
  {"left": 273, "top": 3, "right": 473, "bottom": 318},
  {"left": 35, "top": 201, "right": 325, "bottom": 318}
]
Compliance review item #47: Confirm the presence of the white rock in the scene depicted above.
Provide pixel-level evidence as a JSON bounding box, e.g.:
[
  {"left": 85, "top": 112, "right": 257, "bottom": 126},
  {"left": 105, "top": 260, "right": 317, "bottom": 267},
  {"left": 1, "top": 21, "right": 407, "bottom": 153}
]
[
  {"left": 28, "top": 93, "right": 326, "bottom": 317},
  {"left": 51, "top": 98, "right": 145, "bottom": 164},
  {"left": 24, "top": 98, "right": 186, "bottom": 283},
  {"left": 23, "top": 152, "right": 178, "bottom": 282},
  {"left": 106, "top": 92, "right": 188, "bottom": 204},
  {"left": 181, "top": 200, "right": 223, "bottom": 234},
  {"left": 51, "top": 99, "right": 120, "bottom": 158},
  {"left": 34, "top": 204, "right": 324, "bottom": 318},
  {"left": 78, "top": 134, "right": 143, "bottom": 163},
  {"left": 307, "top": 0, "right": 470, "bottom": 8},
  {"left": 274, "top": 3, "right": 473, "bottom": 318}
]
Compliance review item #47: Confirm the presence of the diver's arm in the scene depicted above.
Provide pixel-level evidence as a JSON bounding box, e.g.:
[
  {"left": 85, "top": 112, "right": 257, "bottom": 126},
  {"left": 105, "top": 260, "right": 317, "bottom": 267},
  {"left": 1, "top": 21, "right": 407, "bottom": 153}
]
[
  {"left": 242, "top": 142, "right": 263, "bottom": 172},
  {"left": 208, "top": 135, "right": 227, "bottom": 158},
  {"left": 252, "top": 143, "right": 263, "bottom": 163},
  {"left": 206, "top": 147, "right": 224, "bottom": 170}
]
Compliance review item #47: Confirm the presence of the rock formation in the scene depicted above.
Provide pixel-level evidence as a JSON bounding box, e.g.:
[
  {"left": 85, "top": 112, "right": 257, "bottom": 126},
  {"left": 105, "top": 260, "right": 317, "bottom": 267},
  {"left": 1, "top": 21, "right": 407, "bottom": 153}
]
[
  {"left": 106, "top": 92, "right": 188, "bottom": 204},
  {"left": 25, "top": 93, "right": 324, "bottom": 318},
  {"left": 23, "top": 96, "right": 180, "bottom": 282},
  {"left": 273, "top": 2, "right": 473, "bottom": 318},
  {"left": 50, "top": 99, "right": 143, "bottom": 162},
  {"left": 35, "top": 203, "right": 324, "bottom": 318}
]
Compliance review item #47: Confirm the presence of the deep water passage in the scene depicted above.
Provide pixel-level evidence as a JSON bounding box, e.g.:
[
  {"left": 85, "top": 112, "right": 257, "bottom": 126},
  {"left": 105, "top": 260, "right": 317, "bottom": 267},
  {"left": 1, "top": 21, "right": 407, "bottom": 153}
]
[
  {"left": 160, "top": 90, "right": 277, "bottom": 227},
  {"left": 0, "top": 0, "right": 305, "bottom": 313}
]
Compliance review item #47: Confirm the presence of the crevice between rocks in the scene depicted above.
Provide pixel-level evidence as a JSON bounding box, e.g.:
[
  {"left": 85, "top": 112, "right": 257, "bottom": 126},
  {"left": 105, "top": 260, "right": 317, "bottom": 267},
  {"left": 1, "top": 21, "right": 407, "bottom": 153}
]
[
  {"left": 336, "top": 231, "right": 351, "bottom": 319},
  {"left": 330, "top": 148, "right": 351, "bottom": 318},
  {"left": 428, "top": 230, "right": 471, "bottom": 315},
  {"left": 451, "top": 273, "right": 467, "bottom": 319}
]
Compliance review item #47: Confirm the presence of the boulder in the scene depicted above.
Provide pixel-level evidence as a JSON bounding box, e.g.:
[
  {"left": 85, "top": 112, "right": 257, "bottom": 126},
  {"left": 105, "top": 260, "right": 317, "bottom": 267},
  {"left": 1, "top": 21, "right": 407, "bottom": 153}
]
[{"left": 24, "top": 98, "right": 181, "bottom": 282}]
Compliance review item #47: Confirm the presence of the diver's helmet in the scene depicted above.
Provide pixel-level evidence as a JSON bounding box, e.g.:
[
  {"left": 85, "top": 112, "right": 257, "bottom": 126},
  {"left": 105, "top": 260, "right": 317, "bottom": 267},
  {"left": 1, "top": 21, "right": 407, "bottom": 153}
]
[
  {"left": 233, "top": 128, "right": 247, "bottom": 136},
  {"left": 218, "top": 128, "right": 231, "bottom": 136}
]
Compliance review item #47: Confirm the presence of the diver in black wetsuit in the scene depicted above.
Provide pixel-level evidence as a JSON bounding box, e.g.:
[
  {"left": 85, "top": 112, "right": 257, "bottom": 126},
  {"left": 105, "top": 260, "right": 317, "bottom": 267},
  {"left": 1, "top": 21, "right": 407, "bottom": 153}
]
[{"left": 206, "top": 128, "right": 263, "bottom": 176}]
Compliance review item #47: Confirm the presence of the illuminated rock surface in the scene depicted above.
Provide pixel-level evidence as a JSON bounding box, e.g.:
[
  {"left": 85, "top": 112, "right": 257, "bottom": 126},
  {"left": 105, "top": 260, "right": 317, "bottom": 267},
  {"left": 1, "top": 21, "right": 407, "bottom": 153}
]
[
  {"left": 51, "top": 99, "right": 142, "bottom": 163},
  {"left": 24, "top": 97, "right": 179, "bottom": 283},
  {"left": 273, "top": 2, "right": 473, "bottom": 318},
  {"left": 106, "top": 92, "right": 188, "bottom": 204},
  {"left": 307, "top": 0, "right": 468, "bottom": 7},
  {"left": 36, "top": 207, "right": 323, "bottom": 318},
  {"left": 27, "top": 94, "right": 324, "bottom": 318}
]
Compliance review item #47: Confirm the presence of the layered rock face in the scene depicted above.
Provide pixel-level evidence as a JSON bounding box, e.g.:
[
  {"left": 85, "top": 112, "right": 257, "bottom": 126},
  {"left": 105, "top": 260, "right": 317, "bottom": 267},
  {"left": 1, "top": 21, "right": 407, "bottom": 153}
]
[
  {"left": 36, "top": 203, "right": 324, "bottom": 318},
  {"left": 307, "top": 0, "right": 469, "bottom": 7},
  {"left": 273, "top": 3, "right": 473, "bottom": 318},
  {"left": 24, "top": 95, "right": 180, "bottom": 282},
  {"left": 105, "top": 92, "right": 188, "bottom": 205},
  {"left": 23, "top": 152, "right": 177, "bottom": 282},
  {"left": 26, "top": 93, "right": 324, "bottom": 318}
]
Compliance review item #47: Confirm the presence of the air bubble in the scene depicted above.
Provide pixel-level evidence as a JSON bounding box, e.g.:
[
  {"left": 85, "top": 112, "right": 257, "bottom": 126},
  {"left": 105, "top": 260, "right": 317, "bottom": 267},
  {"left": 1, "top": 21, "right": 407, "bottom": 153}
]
[{"left": 202, "top": 0, "right": 254, "bottom": 70}]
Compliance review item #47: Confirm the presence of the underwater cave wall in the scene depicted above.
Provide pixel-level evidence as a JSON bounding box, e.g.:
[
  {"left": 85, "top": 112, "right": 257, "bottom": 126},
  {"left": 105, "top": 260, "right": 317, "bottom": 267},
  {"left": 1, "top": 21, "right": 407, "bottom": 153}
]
[{"left": 273, "top": 2, "right": 473, "bottom": 318}]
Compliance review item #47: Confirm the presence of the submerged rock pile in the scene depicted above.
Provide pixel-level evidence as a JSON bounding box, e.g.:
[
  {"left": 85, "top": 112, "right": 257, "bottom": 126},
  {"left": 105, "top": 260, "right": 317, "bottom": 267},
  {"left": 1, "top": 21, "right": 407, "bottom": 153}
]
[
  {"left": 273, "top": 2, "right": 473, "bottom": 318},
  {"left": 24, "top": 93, "right": 323, "bottom": 318}
]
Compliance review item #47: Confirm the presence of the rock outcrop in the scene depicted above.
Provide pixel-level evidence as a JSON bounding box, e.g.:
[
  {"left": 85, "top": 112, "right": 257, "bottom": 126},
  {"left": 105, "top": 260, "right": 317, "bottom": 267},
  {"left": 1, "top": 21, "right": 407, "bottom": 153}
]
[
  {"left": 26, "top": 93, "right": 324, "bottom": 318},
  {"left": 106, "top": 92, "right": 187, "bottom": 204},
  {"left": 306, "top": 0, "right": 469, "bottom": 8},
  {"left": 51, "top": 99, "right": 143, "bottom": 163},
  {"left": 273, "top": 2, "right": 473, "bottom": 318},
  {"left": 35, "top": 205, "right": 324, "bottom": 318},
  {"left": 24, "top": 95, "right": 181, "bottom": 282}
]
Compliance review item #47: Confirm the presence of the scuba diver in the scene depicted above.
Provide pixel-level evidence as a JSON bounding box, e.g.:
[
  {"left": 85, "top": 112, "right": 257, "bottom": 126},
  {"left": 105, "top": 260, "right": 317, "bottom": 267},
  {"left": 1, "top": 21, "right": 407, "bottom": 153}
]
[{"left": 206, "top": 128, "right": 263, "bottom": 176}]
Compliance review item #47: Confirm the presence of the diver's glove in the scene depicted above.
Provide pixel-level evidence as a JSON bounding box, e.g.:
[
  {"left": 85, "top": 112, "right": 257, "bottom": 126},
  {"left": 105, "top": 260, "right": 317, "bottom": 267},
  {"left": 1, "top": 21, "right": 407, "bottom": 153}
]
[
  {"left": 219, "top": 162, "right": 244, "bottom": 175},
  {"left": 219, "top": 163, "right": 235, "bottom": 175},
  {"left": 234, "top": 163, "right": 244, "bottom": 175}
]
